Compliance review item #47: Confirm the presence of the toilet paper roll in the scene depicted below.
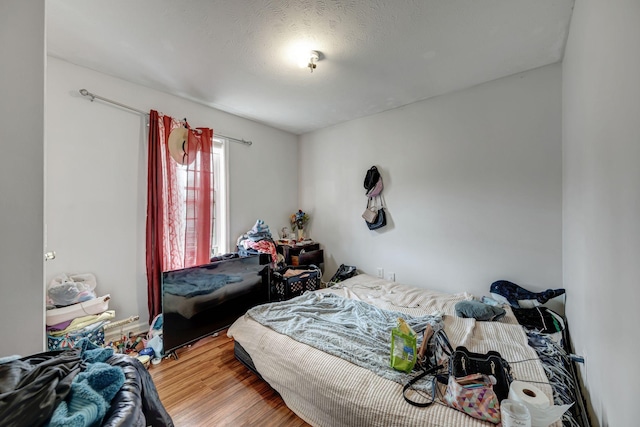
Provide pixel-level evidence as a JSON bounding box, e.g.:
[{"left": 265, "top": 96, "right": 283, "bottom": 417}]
[
  {"left": 508, "top": 381, "right": 549, "bottom": 409},
  {"left": 508, "top": 381, "right": 573, "bottom": 427},
  {"left": 501, "top": 399, "right": 531, "bottom": 427}
]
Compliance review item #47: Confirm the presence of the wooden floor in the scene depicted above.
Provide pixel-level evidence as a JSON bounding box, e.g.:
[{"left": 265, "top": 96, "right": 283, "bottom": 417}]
[{"left": 148, "top": 330, "right": 310, "bottom": 426}]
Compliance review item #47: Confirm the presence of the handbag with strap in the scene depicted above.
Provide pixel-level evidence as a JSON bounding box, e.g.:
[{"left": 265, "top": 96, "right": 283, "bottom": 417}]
[
  {"left": 441, "top": 347, "right": 512, "bottom": 424},
  {"left": 443, "top": 373, "right": 501, "bottom": 423},
  {"left": 367, "top": 206, "right": 386, "bottom": 230},
  {"left": 364, "top": 166, "right": 380, "bottom": 192},
  {"left": 361, "top": 198, "right": 378, "bottom": 223},
  {"left": 402, "top": 326, "right": 451, "bottom": 407},
  {"left": 365, "top": 196, "right": 387, "bottom": 230},
  {"left": 449, "top": 346, "right": 513, "bottom": 402}
]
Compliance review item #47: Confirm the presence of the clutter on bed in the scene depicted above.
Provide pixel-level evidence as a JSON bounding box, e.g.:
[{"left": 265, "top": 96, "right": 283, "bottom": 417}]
[
  {"left": 390, "top": 317, "right": 420, "bottom": 373},
  {"left": 490, "top": 279, "right": 566, "bottom": 308},
  {"left": 448, "top": 346, "right": 513, "bottom": 403},
  {"left": 229, "top": 274, "right": 587, "bottom": 427},
  {"left": 443, "top": 371, "right": 502, "bottom": 424},
  {"left": 403, "top": 324, "right": 514, "bottom": 423},
  {"left": 526, "top": 330, "right": 590, "bottom": 427},
  {"left": 513, "top": 306, "right": 565, "bottom": 334},
  {"left": 246, "top": 291, "right": 441, "bottom": 386},
  {"left": 454, "top": 299, "right": 506, "bottom": 321},
  {"left": 0, "top": 338, "right": 173, "bottom": 427}
]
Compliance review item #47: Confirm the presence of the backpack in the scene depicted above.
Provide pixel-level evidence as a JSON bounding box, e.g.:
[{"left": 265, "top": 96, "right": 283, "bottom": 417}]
[{"left": 364, "top": 166, "right": 380, "bottom": 192}]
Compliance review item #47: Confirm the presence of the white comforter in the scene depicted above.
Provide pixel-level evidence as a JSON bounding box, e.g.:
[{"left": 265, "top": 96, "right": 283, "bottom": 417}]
[{"left": 228, "top": 274, "right": 560, "bottom": 427}]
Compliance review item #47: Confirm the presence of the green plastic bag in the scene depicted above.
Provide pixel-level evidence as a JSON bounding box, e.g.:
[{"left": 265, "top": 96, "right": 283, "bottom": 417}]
[{"left": 390, "top": 318, "right": 417, "bottom": 373}]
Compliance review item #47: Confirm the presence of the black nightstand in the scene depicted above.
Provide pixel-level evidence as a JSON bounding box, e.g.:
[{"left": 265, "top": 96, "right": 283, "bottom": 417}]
[{"left": 276, "top": 242, "right": 324, "bottom": 271}]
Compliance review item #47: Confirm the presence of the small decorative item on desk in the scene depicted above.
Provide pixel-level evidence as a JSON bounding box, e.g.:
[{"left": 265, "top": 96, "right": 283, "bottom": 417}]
[
  {"left": 290, "top": 209, "right": 310, "bottom": 241},
  {"left": 280, "top": 227, "right": 290, "bottom": 240}
]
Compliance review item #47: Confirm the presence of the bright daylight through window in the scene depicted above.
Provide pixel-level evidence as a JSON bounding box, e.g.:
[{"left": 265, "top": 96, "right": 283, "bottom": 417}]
[{"left": 175, "top": 137, "right": 227, "bottom": 257}]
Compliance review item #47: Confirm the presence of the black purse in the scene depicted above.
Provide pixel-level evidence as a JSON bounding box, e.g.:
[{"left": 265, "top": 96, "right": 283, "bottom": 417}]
[
  {"left": 367, "top": 208, "right": 386, "bottom": 230},
  {"left": 364, "top": 166, "right": 380, "bottom": 192},
  {"left": 449, "top": 346, "right": 513, "bottom": 401}
]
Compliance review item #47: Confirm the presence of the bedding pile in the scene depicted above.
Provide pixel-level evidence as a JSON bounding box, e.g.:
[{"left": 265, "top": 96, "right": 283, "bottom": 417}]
[{"left": 229, "top": 274, "right": 562, "bottom": 427}]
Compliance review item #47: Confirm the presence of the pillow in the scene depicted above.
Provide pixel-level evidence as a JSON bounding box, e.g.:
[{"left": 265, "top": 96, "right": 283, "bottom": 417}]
[{"left": 454, "top": 300, "right": 506, "bottom": 321}]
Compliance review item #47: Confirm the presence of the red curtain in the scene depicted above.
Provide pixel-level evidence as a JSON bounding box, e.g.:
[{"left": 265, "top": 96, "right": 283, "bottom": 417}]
[{"left": 146, "top": 110, "right": 214, "bottom": 322}]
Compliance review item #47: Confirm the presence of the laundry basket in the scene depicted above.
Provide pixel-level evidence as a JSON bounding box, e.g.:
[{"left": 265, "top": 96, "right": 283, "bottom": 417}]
[{"left": 271, "top": 265, "right": 321, "bottom": 301}]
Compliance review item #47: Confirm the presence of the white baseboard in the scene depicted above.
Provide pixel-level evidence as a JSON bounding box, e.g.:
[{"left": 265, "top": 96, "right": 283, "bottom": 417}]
[{"left": 104, "top": 319, "right": 149, "bottom": 343}]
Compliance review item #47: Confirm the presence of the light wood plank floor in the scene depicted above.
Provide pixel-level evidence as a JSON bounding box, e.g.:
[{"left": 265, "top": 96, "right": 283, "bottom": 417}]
[{"left": 148, "top": 330, "right": 310, "bottom": 426}]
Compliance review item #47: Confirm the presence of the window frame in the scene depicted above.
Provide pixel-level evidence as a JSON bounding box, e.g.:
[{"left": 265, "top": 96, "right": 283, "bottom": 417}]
[{"left": 211, "top": 136, "right": 229, "bottom": 256}]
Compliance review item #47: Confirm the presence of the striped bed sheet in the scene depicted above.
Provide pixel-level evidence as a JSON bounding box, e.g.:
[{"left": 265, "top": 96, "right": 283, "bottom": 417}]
[{"left": 228, "top": 274, "right": 562, "bottom": 427}]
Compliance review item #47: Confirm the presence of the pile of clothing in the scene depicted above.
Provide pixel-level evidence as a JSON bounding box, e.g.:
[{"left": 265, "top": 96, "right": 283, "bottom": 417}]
[
  {"left": 236, "top": 219, "right": 278, "bottom": 264},
  {"left": 453, "top": 280, "right": 566, "bottom": 334},
  {"left": 46, "top": 273, "right": 113, "bottom": 350},
  {"left": 0, "top": 338, "right": 174, "bottom": 427}
]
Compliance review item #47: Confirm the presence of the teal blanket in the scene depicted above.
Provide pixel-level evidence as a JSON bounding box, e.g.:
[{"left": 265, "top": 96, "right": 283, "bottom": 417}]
[
  {"left": 48, "top": 339, "right": 125, "bottom": 427},
  {"left": 247, "top": 292, "right": 441, "bottom": 388}
]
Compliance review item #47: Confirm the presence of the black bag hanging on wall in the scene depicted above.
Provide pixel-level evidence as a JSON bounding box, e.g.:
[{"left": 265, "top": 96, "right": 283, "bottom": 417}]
[
  {"left": 362, "top": 166, "right": 387, "bottom": 230},
  {"left": 364, "top": 166, "right": 380, "bottom": 193}
]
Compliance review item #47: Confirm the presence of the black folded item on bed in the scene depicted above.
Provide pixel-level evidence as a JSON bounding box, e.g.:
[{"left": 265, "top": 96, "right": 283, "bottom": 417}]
[{"left": 512, "top": 306, "right": 565, "bottom": 333}]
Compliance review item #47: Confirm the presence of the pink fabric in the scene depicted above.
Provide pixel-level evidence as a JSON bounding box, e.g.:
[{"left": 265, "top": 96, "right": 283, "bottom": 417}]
[
  {"left": 184, "top": 127, "right": 213, "bottom": 266},
  {"left": 366, "top": 177, "right": 383, "bottom": 197},
  {"left": 246, "top": 239, "right": 278, "bottom": 264}
]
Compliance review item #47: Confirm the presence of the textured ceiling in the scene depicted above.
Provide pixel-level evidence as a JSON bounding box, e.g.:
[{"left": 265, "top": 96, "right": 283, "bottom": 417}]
[{"left": 46, "top": 0, "right": 574, "bottom": 135}]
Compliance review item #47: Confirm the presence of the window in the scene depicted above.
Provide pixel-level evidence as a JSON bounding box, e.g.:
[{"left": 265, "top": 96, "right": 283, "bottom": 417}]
[
  {"left": 211, "top": 137, "right": 228, "bottom": 256},
  {"left": 174, "top": 136, "right": 228, "bottom": 258}
]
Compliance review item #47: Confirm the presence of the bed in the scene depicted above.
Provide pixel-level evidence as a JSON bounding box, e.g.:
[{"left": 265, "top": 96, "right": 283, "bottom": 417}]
[
  {"left": 0, "top": 340, "right": 173, "bottom": 427},
  {"left": 228, "top": 274, "right": 587, "bottom": 427}
]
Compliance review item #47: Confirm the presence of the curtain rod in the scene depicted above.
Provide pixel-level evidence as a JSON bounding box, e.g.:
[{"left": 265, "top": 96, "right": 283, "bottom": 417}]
[{"left": 78, "top": 89, "right": 253, "bottom": 146}]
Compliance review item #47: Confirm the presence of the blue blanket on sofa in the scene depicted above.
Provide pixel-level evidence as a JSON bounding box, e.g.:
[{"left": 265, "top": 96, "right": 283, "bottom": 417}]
[{"left": 48, "top": 340, "right": 125, "bottom": 427}]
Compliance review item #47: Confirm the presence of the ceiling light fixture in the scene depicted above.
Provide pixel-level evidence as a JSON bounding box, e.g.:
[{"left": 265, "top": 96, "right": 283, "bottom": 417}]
[{"left": 307, "top": 51, "right": 320, "bottom": 73}]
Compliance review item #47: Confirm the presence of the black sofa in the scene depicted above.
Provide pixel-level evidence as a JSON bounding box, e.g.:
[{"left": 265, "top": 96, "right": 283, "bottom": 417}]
[{"left": 0, "top": 347, "right": 173, "bottom": 427}]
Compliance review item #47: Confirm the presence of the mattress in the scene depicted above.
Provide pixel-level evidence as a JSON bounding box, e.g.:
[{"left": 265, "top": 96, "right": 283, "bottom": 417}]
[{"left": 228, "top": 275, "right": 562, "bottom": 427}]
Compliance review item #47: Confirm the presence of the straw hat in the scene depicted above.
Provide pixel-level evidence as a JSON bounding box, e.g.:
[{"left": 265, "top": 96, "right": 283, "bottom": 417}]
[{"left": 168, "top": 127, "right": 196, "bottom": 165}]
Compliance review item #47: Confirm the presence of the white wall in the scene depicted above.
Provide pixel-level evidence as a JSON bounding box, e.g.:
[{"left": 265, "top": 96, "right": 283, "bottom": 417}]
[
  {"left": 563, "top": 1, "right": 640, "bottom": 425},
  {"left": 0, "top": 1, "right": 46, "bottom": 356},
  {"left": 46, "top": 57, "right": 298, "bottom": 325},
  {"left": 299, "top": 64, "right": 563, "bottom": 300}
]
